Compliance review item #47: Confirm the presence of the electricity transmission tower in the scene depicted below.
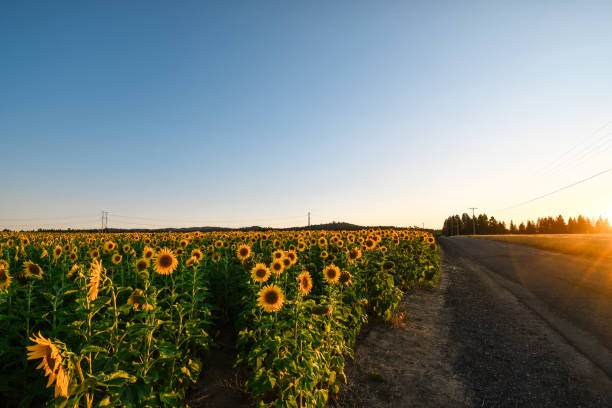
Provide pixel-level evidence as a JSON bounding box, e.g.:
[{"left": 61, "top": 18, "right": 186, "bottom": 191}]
[
  {"left": 469, "top": 207, "right": 478, "bottom": 235},
  {"left": 101, "top": 211, "right": 108, "bottom": 232}
]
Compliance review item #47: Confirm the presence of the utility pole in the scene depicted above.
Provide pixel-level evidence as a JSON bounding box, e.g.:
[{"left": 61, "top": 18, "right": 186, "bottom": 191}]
[
  {"left": 469, "top": 207, "right": 478, "bottom": 236},
  {"left": 307, "top": 212, "right": 310, "bottom": 227}
]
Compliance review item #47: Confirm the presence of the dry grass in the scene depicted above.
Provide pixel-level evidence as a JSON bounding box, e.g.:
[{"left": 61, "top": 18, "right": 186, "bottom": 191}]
[{"left": 473, "top": 234, "right": 612, "bottom": 261}]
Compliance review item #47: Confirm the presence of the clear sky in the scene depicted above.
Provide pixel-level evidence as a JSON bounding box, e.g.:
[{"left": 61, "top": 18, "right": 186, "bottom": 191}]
[{"left": 1, "top": 1, "right": 612, "bottom": 230}]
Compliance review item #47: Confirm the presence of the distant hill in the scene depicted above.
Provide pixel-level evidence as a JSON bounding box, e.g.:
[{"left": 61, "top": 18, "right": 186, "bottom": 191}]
[{"left": 24, "top": 221, "right": 417, "bottom": 233}]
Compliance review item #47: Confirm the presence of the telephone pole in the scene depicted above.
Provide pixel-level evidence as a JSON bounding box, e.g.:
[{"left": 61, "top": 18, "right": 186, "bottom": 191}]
[{"left": 469, "top": 207, "right": 478, "bottom": 236}]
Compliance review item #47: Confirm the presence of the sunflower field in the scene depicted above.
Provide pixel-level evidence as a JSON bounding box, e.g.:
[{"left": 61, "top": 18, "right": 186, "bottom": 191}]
[{"left": 0, "top": 228, "right": 439, "bottom": 407}]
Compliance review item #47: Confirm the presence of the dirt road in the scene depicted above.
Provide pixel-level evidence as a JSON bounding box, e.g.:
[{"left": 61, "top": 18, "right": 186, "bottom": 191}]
[{"left": 336, "top": 237, "right": 612, "bottom": 407}]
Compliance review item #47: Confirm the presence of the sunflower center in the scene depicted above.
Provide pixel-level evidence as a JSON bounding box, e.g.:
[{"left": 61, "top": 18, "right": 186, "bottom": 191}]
[
  {"left": 29, "top": 265, "right": 40, "bottom": 276},
  {"left": 0, "top": 270, "right": 7, "bottom": 281},
  {"left": 159, "top": 254, "right": 173, "bottom": 268},
  {"left": 239, "top": 248, "right": 248, "bottom": 257},
  {"left": 264, "top": 290, "right": 279, "bottom": 304},
  {"left": 256, "top": 268, "right": 266, "bottom": 278}
]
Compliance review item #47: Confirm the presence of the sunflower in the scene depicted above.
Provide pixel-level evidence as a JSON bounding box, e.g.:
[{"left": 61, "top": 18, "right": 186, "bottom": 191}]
[
  {"left": 134, "top": 258, "right": 149, "bottom": 273},
  {"left": 53, "top": 245, "right": 62, "bottom": 259},
  {"left": 297, "top": 241, "right": 306, "bottom": 252},
  {"left": 320, "top": 250, "right": 328, "bottom": 259},
  {"left": 364, "top": 238, "right": 376, "bottom": 250},
  {"left": 111, "top": 253, "right": 122, "bottom": 265},
  {"left": 257, "top": 285, "right": 284, "bottom": 312},
  {"left": 339, "top": 270, "right": 352, "bottom": 286},
  {"left": 272, "top": 250, "right": 284, "bottom": 260},
  {"left": 23, "top": 261, "right": 43, "bottom": 279},
  {"left": 236, "top": 244, "right": 251, "bottom": 261},
  {"left": 379, "top": 246, "right": 387, "bottom": 254},
  {"left": 185, "top": 256, "right": 197, "bottom": 268},
  {"left": 270, "top": 259, "right": 284, "bottom": 275},
  {"left": 127, "top": 288, "right": 154, "bottom": 311},
  {"left": 26, "top": 332, "right": 70, "bottom": 398},
  {"left": 286, "top": 250, "right": 298, "bottom": 265},
  {"left": 211, "top": 252, "right": 221, "bottom": 263},
  {"left": 191, "top": 248, "right": 203, "bottom": 261},
  {"left": 348, "top": 247, "right": 362, "bottom": 263},
  {"left": 0, "top": 262, "right": 11, "bottom": 291},
  {"left": 322, "top": 264, "right": 340, "bottom": 283},
  {"left": 67, "top": 263, "right": 79, "bottom": 279},
  {"left": 69, "top": 252, "right": 78, "bottom": 262},
  {"left": 143, "top": 246, "right": 155, "bottom": 260},
  {"left": 215, "top": 240, "right": 223, "bottom": 248},
  {"left": 297, "top": 271, "right": 313, "bottom": 296},
  {"left": 318, "top": 237, "right": 327, "bottom": 247},
  {"left": 251, "top": 263, "right": 271, "bottom": 283},
  {"left": 180, "top": 239, "right": 189, "bottom": 248},
  {"left": 122, "top": 244, "right": 131, "bottom": 253},
  {"left": 153, "top": 248, "right": 178, "bottom": 275},
  {"left": 89, "top": 248, "right": 100, "bottom": 259},
  {"left": 87, "top": 259, "right": 103, "bottom": 302},
  {"left": 104, "top": 241, "right": 115, "bottom": 252},
  {"left": 281, "top": 256, "right": 292, "bottom": 269},
  {"left": 41, "top": 249, "right": 48, "bottom": 258}
]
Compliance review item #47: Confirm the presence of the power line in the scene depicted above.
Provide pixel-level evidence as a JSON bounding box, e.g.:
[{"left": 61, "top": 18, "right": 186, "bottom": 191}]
[
  {"left": 537, "top": 120, "right": 612, "bottom": 177},
  {"left": 499, "top": 166, "right": 612, "bottom": 212}
]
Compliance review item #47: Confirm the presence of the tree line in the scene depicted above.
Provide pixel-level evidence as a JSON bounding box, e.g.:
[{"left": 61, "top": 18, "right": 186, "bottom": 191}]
[{"left": 441, "top": 213, "right": 612, "bottom": 236}]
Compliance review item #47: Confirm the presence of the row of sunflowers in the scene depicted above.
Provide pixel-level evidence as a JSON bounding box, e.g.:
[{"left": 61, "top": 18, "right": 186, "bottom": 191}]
[{"left": 0, "top": 228, "right": 439, "bottom": 407}]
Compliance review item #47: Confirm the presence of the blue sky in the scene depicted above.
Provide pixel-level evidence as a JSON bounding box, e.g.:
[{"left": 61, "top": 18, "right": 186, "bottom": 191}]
[{"left": 1, "top": 1, "right": 612, "bottom": 230}]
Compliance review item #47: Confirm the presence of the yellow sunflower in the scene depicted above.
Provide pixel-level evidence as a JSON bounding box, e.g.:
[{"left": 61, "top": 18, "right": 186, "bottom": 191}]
[
  {"left": 297, "top": 271, "right": 313, "bottom": 296},
  {"left": 191, "top": 248, "right": 203, "bottom": 261},
  {"left": 0, "top": 261, "right": 11, "bottom": 291},
  {"left": 153, "top": 248, "right": 178, "bottom": 275},
  {"left": 23, "top": 261, "right": 43, "bottom": 279},
  {"left": 322, "top": 264, "right": 340, "bottom": 283},
  {"left": 251, "top": 263, "right": 271, "bottom": 283},
  {"left": 111, "top": 253, "right": 122, "bottom": 265},
  {"left": 236, "top": 244, "right": 251, "bottom": 261},
  {"left": 127, "top": 288, "right": 154, "bottom": 311},
  {"left": 134, "top": 258, "right": 149, "bottom": 273},
  {"left": 339, "top": 270, "right": 352, "bottom": 286},
  {"left": 185, "top": 256, "right": 197, "bottom": 268},
  {"left": 143, "top": 246, "right": 155, "bottom": 260},
  {"left": 281, "top": 256, "right": 292, "bottom": 269},
  {"left": 257, "top": 284, "right": 284, "bottom": 312},
  {"left": 53, "top": 245, "right": 62, "bottom": 259},
  {"left": 26, "top": 332, "right": 70, "bottom": 398},
  {"left": 270, "top": 259, "right": 284, "bottom": 275},
  {"left": 104, "top": 241, "right": 115, "bottom": 252},
  {"left": 87, "top": 259, "right": 103, "bottom": 301},
  {"left": 286, "top": 250, "right": 298, "bottom": 265},
  {"left": 272, "top": 250, "right": 284, "bottom": 260}
]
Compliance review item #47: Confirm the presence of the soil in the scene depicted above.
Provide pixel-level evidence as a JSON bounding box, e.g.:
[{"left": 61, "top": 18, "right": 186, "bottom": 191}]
[{"left": 333, "top": 264, "right": 469, "bottom": 407}]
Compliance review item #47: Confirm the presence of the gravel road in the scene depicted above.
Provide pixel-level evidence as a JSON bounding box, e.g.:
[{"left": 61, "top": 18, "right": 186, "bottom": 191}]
[{"left": 336, "top": 238, "right": 612, "bottom": 407}]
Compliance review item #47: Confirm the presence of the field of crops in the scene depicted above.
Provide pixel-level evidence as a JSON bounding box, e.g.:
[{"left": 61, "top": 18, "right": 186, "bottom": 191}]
[
  {"left": 0, "top": 229, "right": 439, "bottom": 407},
  {"left": 472, "top": 234, "right": 612, "bottom": 261}
]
